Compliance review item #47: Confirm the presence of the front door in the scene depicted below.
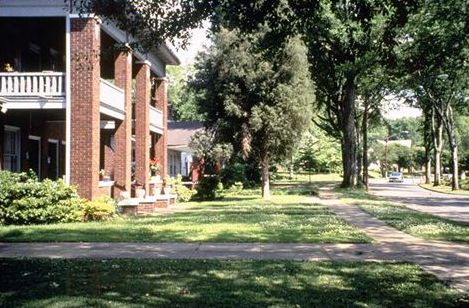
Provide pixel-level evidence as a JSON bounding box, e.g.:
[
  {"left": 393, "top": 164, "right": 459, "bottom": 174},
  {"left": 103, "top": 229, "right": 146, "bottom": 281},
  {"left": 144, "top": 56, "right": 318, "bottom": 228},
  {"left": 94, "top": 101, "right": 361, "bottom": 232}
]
[
  {"left": 27, "top": 136, "right": 41, "bottom": 178},
  {"left": 3, "top": 126, "right": 21, "bottom": 172},
  {"left": 47, "top": 140, "right": 58, "bottom": 180}
]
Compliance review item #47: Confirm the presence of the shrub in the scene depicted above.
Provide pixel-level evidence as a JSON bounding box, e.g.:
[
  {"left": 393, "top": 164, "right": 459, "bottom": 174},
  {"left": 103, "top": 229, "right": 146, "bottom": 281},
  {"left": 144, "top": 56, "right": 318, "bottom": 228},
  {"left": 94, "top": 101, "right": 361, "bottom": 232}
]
[
  {"left": 83, "top": 197, "right": 116, "bottom": 221},
  {"left": 0, "top": 170, "right": 85, "bottom": 225},
  {"left": 170, "top": 175, "right": 195, "bottom": 202},
  {"left": 226, "top": 181, "right": 244, "bottom": 194},
  {"left": 194, "top": 176, "right": 224, "bottom": 200}
]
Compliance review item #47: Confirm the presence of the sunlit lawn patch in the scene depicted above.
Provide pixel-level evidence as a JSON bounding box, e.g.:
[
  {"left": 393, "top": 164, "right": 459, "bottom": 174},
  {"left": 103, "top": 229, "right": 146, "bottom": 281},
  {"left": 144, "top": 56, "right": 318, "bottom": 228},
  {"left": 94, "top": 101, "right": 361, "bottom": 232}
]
[
  {"left": 339, "top": 189, "right": 469, "bottom": 242},
  {"left": 0, "top": 193, "right": 369, "bottom": 243}
]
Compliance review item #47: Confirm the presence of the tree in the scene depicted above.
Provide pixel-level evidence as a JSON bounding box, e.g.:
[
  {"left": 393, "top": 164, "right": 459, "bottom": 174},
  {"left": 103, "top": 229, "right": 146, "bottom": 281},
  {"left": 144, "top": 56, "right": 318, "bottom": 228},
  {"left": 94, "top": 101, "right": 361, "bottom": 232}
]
[
  {"left": 167, "top": 66, "right": 205, "bottom": 121},
  {"left": 293, "top": 126, "right": 342, "bottom": 174},
  {"left": 78, "top": 0, "right": 417, "bottom": 189},
  {"left": 190, "top": 28, "right": 314, "bottom": 199},
  {"left": 396, "top": 0, "right": 468, "bottom": 190}
]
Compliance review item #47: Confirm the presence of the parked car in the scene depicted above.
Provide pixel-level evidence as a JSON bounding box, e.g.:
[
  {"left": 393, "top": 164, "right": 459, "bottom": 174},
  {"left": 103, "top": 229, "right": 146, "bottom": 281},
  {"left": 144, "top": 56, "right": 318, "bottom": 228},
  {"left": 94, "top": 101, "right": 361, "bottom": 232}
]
[{"left": 388, "top": 172, "right": 404, "bottom": 183}]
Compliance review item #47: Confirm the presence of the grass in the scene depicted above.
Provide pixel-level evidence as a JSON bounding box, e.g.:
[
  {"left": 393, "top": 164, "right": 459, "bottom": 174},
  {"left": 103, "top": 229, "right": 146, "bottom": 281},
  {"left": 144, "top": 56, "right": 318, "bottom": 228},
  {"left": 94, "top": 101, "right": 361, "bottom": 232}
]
[
  {"left": 0, "top": 192, "right": 370, "bottom": 243},
  {"left": 1, "top": 258, "right": 467, "bottom": 308},
  {"left": 338, "top": 188, "right": 469, "bottom": 242},
  {"left": 420, "top": 183, "right": 469, "bottom": 196}
]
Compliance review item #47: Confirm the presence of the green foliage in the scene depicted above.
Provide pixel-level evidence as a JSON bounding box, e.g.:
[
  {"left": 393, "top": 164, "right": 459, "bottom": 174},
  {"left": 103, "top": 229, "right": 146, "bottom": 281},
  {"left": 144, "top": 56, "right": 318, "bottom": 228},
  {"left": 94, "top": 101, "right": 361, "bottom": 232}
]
[
  {"left": 388, "top": 117, "right": 423, "bottom": 146},
  {"left": 167, "top": 65, "right": 205, "bottom": 121},
  {"left": 83, "top": 197, "right": 116, "bottom": 222},
  {"left": 171, "top": 175, "right": 195, "bottom": 202},
  {"left": 220, "top": 161, "right": 246, "bottom": 188},
  {"left": 194, "top": 176, "right": 224, "bottom": 201},
  {"left": 225, "top": 181, "right": 244, "bottom": 194},
  {"left": 0, "top": 171, "right": 85, "bottom": 225},
  {"left": 191, "top": 27, "right": 314, "bottom": 197},
  {"left": 293, "top": 126, "right": 342, "bottom": 173}
]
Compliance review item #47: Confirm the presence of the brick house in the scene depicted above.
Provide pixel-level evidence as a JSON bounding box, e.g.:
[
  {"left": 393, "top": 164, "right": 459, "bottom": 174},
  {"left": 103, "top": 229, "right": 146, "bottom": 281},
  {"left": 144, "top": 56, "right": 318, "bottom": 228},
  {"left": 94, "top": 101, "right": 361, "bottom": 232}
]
[{"left": 0, "top": 0, "right": 179, "bottom": 200}]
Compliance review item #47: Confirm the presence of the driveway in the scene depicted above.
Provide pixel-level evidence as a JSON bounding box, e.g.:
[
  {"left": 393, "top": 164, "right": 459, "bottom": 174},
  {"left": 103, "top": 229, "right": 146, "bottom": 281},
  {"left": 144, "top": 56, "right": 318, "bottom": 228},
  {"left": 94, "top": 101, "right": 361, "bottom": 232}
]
[{"left": 369, "top": 178, "right": 469, "bottom": 223}]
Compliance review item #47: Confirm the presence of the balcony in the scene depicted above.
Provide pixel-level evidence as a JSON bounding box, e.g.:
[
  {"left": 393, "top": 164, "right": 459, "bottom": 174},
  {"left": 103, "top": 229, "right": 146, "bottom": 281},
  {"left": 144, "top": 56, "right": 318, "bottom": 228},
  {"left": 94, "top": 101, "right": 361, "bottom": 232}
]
[
  {"left": 0, "top": 72, "right": 65, "bottom": 109},
  {"left": 150, "top": 106, "right": 164, "bottom": 134},
  {"left": 99, "top": 79, "right": 125, "bottom": 120}
]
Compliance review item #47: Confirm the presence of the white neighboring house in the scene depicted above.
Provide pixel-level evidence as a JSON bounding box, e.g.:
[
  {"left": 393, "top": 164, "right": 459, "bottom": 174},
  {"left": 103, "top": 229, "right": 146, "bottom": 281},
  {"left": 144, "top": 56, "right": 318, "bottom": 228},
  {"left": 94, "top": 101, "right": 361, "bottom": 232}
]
[{"left": 167, "top": 121, "right": 204, "bottom": 177}]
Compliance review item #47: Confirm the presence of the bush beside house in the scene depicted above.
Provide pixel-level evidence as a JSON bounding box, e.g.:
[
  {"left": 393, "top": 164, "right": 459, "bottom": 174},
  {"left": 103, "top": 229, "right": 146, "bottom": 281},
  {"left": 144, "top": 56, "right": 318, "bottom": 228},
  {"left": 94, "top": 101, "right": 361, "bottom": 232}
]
[{"left": 0, "top": 171, "right": 115, "bottom": 225}]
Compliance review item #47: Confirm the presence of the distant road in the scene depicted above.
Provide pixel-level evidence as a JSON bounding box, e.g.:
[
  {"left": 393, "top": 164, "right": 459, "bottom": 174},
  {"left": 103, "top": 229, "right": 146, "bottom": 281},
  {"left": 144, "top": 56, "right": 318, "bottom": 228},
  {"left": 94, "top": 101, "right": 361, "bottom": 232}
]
[{"left": 369, "top": 178, "right": 469, "bottom": 223}]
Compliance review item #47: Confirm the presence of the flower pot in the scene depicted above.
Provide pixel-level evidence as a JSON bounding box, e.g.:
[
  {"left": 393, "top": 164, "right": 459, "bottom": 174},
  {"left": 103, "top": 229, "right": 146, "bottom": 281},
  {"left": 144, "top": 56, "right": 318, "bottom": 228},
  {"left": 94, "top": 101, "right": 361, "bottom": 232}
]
[
  {"left": 152, "top": 185, "right": 161, "bottom": 196},
  {"left": 120, "top": 191, "right": 130, "bottom": 200},
  {"left": 151, "top": 175, "right": 161, "bottom": 182},
  {"left": 136, "top": 188, "right": 146, "bottom": 199}
]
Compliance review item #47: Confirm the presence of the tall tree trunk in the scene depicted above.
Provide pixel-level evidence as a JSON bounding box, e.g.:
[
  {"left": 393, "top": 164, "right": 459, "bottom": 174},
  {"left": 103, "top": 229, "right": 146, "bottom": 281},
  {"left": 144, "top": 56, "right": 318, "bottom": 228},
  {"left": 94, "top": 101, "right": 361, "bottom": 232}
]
[
  {"left": 340, "top": 75, "right": 357, "bottom": 188},
  {"left": 442, "top": 105, "right": 459, "bottom": 190},
  {"left": 362, "top": 100, "right": 369, "bottom": 191},
  {"left": 423, "top": 108, "right": 432, "bottom": 185},
  {"left": 356, "top": 129, "right": 363, "bottom": 185},
  {"left": 432, "top": 109, "right": 443, "bottom": 186},
  {"left": 424, "top": 144, "right": 432, "bottom": 184},
  {"left": 260, "top": 156, "right": 270, "bottom": 200}
]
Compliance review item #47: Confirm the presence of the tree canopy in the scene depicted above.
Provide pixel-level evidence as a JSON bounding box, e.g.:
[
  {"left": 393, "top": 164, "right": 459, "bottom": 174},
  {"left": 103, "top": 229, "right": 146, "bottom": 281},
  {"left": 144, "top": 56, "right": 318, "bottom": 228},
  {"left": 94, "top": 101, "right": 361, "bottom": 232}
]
[{"left": 190, "top": 27, "right": 315, "bottom": 198}]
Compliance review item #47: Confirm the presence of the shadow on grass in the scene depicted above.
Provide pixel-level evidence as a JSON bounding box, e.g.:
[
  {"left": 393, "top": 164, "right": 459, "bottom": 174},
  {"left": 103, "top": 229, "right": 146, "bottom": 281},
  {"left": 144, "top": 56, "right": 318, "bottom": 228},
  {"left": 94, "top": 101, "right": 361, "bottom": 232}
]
[{"left": 0, "top": 259, "right": 466, "bottom": 307}]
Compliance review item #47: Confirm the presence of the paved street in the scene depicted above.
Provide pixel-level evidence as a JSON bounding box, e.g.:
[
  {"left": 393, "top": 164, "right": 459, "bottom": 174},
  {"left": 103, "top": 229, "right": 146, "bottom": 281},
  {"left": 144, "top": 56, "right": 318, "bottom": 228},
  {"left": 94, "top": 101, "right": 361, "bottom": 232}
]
[{"left": 370, "top": 178, "right": 469, "bottom": 223}]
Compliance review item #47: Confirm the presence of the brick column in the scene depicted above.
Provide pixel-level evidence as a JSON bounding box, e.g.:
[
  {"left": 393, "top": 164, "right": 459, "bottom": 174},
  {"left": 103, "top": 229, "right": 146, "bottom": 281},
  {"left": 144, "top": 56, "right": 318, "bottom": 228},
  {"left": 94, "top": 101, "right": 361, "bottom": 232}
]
[
  {"left": 113, "top": 51, "right": 132, "bottom": 196},
  {"left": 135, "top": 62, "right": 151, "bottom": 194},
  {"left": 155, "top": 77, "right": 168, "bottom": 177},
  {"left": 70, "top": 17, "right": 101, "bottom": 200}
]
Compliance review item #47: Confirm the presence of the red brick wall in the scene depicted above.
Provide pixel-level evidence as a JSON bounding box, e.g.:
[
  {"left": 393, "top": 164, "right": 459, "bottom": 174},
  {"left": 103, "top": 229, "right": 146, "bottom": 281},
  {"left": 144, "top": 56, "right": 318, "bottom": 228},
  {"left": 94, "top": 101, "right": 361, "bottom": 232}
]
[
  {"left": 155, "top": 78, "right": 168, "bottom": 177},
  {"left": 135, "top": 62, "right": 151, "bottom": 194},
  {"left": 0, "top": 113, "right": 4, "bottom": 170},
  {"left": 70, "top": 18, "right": 101, "bottom": 200},
  {"left": 113, "top": 51, "right": 132, "bottom": 196}
]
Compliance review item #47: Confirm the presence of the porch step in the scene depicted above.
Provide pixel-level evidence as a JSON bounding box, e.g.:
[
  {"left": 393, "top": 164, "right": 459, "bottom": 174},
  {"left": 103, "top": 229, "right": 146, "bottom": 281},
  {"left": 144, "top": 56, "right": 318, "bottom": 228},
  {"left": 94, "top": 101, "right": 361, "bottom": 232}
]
[{"left": 118, "top": 195, "right": 177, "bottom": 215}]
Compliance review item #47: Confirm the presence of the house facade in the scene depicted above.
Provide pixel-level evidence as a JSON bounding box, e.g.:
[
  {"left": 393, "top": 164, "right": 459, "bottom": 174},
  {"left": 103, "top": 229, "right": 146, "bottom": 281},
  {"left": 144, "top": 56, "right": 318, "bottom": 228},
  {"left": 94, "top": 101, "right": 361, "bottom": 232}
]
[
  {"left": 0, "top": 0, "right": 179, "bottom": 200},
  {"left": 167, "top": 121, "right": 204, "bottom": 181}
]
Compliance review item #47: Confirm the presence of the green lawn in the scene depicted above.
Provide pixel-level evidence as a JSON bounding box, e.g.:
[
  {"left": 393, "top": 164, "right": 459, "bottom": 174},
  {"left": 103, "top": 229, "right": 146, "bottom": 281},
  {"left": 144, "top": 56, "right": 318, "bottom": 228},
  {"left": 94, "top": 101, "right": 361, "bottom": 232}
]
[
  {"left": 339, "top": 189, "right": 469, "bottom": 242},
  {"left": 0, "top": 193, "right": 370, "bottom": 243},
  {"left": 1, "top": 258, "right": 466, "bottom": 307},
  {"left": 420, "top": 183, "right": 469, "bottom": 196}
]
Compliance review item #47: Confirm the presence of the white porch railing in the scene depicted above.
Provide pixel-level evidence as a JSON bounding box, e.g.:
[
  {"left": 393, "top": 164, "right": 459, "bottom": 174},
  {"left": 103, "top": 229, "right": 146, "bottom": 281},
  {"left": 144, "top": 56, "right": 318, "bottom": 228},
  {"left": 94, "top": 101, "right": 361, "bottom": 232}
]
[
  {"left": 150, "top": 106, "right": 164, "bottom": 133},
  {"left": 100, "top": 78, "right": 125, "bottom": 120},
  {"left": 0, "top": 72, "right": 65, "bottom": 96}
]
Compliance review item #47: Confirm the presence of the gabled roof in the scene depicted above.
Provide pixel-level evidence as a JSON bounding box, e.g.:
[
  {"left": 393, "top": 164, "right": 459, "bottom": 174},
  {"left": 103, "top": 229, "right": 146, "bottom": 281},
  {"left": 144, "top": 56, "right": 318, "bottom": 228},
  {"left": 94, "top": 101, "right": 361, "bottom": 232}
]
[{"left": 168, "top": 121, "right": 204, "bottom": 152}]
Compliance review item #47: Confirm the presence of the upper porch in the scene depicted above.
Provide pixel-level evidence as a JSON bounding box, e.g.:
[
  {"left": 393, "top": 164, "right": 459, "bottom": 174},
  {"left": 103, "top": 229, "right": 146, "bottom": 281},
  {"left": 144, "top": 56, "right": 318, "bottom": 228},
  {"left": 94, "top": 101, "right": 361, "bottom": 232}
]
[{"left": 0, "top": 16, "right": 164, "bottom": 129}]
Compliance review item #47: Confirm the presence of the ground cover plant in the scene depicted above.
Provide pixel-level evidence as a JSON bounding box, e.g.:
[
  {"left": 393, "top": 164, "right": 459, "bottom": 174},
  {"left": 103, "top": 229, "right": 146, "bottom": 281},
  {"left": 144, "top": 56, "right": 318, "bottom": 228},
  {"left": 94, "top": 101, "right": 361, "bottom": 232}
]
[
  {"left": 0, "top": 192, "right": 369, "bottom": 243},
  {"left": 339, "top": 189, "right": 469, "bottom": 242},
  {"left": 1, "top": 258, "right": 466, "bottom": 307}
]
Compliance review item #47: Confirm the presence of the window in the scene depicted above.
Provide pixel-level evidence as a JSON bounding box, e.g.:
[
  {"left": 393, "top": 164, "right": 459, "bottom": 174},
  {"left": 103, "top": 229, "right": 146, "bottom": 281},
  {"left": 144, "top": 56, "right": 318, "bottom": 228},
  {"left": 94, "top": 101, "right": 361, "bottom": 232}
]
[{"left": 3, "top": 126, "right": 21, "bottom": 172}]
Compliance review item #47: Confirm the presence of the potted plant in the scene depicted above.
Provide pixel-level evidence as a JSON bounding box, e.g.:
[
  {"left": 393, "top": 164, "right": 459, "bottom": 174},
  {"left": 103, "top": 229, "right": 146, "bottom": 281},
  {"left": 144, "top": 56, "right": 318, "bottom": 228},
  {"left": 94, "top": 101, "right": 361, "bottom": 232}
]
[{"left": 149, "top": 158, "right": 161, "bottom": 181}]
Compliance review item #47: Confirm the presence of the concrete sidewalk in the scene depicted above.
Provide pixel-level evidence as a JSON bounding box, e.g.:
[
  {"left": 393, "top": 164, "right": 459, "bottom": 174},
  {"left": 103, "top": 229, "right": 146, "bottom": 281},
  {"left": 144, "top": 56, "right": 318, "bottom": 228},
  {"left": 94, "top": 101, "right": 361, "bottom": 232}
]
[
  {"left": 0, "top": 187, "right": 468, "bottom": 292},
  {"left": 316, "top": 187, "right": 469, "bottom": 293},
  {"left": 0, "top": 242, "right": 402, "bottom": 261}
]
